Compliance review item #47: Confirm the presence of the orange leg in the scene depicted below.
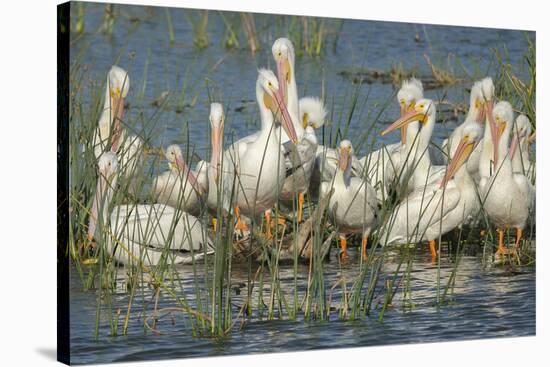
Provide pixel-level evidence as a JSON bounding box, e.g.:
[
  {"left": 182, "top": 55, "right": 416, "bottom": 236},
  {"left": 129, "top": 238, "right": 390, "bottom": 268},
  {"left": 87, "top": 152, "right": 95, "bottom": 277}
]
[
  {"left": 339, "top": 235, "right": 349, "bottom": 259},
  {"left": 212, "top": 217, "right": 218, "bottom": 233},
  {"left": 361, "top": 235, "right": 369, "bottom": 260},
  {"left": 515, "top": 228, "right": 523, "bottom": 249},
  {"left": 234, "top": 206, "right": 249, "bottom": 232},
  {"left": 297, "top": 193, "right": 305, "bottom": 223},
  {"left": 495, "top": 228, "right": 515, "bottom": 256},
  {"left": 429, "top": 240, "right": 438, "bottom": 261},
  {"left": 496, "top": 228, "right": 505, "bottom": 255},
  {"left": 264, "top": 210, "right": 273, "bottom": 239}
]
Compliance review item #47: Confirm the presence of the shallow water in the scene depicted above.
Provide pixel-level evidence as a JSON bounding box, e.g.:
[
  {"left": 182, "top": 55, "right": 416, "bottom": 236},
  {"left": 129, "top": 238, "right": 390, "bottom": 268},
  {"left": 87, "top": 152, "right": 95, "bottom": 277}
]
[
  {"left": 69, "top": 249, "right": 535, "bottom": 364},
  {"left": 68, "top": 3, "right": 535, "bottom": 364}
]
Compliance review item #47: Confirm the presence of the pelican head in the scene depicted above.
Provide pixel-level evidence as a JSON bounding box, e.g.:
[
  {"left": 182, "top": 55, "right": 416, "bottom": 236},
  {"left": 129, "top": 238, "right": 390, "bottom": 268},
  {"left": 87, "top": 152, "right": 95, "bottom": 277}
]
[
  {"left": 396, "top": 78, "right": 424, "bottom": 143},
  {"left": 299, "top": 97, "right": 327, "bottom": 129},
  {"left": 510, "top": 114, "right": 532, "bottom": 159},
  {"left": 209, "top": 103, "right": 225, "bottom": 178},
  {"left": 164, "top": 144, "right": 204, "bottom": 194},
  {"left": 209, "top": 102, "right": 224, "bottom": 128},
  {"left": 480, "top": 77, "right": 495, "bottom": 126},
  {"left": 440, "top": 123, "right": 483, "bottom": 188},
  {"left": 272, "top": 38, "right": 295, "bottom": 104},
  {"left": 256, "top": 68, "right": 298, "bottom": 144},
  {"left": 381, "top": 98, "right": 434, "bottom": 137},
  {"left": 88, "top": 152, "right": 118, "bottom": 240},
  {"left": 491, "top": 101, "right": 514, "bottom": 164},
  {"left": 108, "top": 65, "right": 130, "bottom": 98},
  {"left": 106, "top": 66, "right": 130, "bottom": 152},
  {"left": 480, "top": 77, "right": 494, "bottom": 103},
  {"left": 514, "top": 115, "right": 532, "bottom": 139},
  {"left": 397, "top": 78, "right": 424, "bottom": 114},
  {"left": 165, "top": 144, "right": 183, "bottom": 172},
  {"left": 338, "top": 139, "right": 353, "bottom": 172},
  {"left": 468, "top": 81, "right": 485, "bottom": 123}
]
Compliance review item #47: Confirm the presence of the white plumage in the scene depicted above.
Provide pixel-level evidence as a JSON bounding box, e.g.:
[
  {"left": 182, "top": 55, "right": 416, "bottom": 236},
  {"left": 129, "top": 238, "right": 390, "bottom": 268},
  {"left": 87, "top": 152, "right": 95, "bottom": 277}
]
[
  {"left": 88, "top": 152, "right": 214, "bottom": 267},
  {"left": 152, "top": 144, "right": 207, "bottom": 217},
  {"left": 320, "top": 140, "right": 378, "bottom": 259},
  {"left": 90, "top": 65, "right": 144, "bottom": 194},
  {"left": 378, "top": 122, "right": 483, "bottom": 259},
  {"left": 479, "top": 101, "right": 534, "bottom": 256}
]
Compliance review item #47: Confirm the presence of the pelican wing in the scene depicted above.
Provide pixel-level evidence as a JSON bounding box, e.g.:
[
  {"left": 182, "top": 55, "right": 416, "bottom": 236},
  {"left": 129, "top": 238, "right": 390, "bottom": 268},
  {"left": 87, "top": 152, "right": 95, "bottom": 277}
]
[
  {"left": 380, "top": 186, "right": 461, "bottom": 245},
  {"left": 111, "top": 204, "right": 208, "bottom": 252},
  {"left": 513, "top": 173, "right": 535, "bottom": 208},
  {"left": 283, "top": 129, "right": 317, "bottom": 178},
  {"left": 332, "top": 178, "right": 378, "bottom": 231}
]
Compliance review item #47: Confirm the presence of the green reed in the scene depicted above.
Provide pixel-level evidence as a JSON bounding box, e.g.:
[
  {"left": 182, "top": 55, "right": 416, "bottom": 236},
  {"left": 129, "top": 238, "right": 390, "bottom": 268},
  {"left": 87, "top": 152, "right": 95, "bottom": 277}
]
[
  {"left": 494, "top": 36, "right": 536, "bottom": 130},
  {"left": 185, "top": 10, "right": 210, "bottom": 49}
]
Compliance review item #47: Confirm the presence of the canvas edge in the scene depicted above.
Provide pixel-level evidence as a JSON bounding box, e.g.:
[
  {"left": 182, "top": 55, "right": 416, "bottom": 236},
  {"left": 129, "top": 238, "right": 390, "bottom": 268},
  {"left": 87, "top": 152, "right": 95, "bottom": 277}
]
[{"left": 57, "top": 1, "right": 71, "bottom": 365}]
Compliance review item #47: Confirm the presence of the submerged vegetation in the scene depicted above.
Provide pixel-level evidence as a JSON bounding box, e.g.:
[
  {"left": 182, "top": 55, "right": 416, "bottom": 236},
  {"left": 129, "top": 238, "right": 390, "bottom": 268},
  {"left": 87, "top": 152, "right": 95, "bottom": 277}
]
[{"left": 66, "top": 3, "right": 535, "bottom": 345}]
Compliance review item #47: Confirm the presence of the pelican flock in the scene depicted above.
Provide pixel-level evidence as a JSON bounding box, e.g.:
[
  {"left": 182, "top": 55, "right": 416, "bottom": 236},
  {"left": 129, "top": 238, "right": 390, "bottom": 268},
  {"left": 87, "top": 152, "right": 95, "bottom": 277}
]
[{"left": 84, "top": 37, "right": 535, "bottom": 266}]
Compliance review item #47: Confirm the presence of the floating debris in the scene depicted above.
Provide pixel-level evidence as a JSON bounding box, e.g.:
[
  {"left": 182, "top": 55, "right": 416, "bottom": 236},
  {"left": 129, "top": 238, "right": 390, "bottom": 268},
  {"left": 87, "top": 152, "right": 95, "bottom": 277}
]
[
  {"left": 233, "top": 99, "right": 255, "bottom": 112},
  {"left": 338, "top": 68, "right": 443, "bottom": 90},
  {"left": 151, "top": 91, "right": 170, "bottom": 107}
]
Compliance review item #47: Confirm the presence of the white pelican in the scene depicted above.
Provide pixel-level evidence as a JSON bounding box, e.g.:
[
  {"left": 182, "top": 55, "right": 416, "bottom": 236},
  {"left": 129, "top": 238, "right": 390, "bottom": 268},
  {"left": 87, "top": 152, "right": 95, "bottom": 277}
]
[
  {"left": 91, "top": 65, "right": 144, "bottom": 194},
  {"left": 360, "top": 78, "right": 424, "bottom": 201},
  {"left": 444, "top": 78, "right": 494, "bottom": 185},
  {"left": 380, "top": 98, "right": 446, "bottom": 193},
  {"left": 197, "top": 103, "right": 225, "bottom": 215},
  {"left": 273, "top": 38, "right": 318, "bottom": 222},
  {"left": 309, "top": 94, "right": 364, "bottom": 198},
  {"left": 306, "top": 96, "right": 364, "bottom": 201},
  {"left": 478, "top": 77, "right": 498, "bottom": 181},
  {"left": 510, "top": 114, "right": 535, "bottom": 181},
  {"left": 320, "top": 140, "right": 379, "bottom": 259},
  {"left": 441, "top": 81, "right": 486, "bottom": 174},
  {"left": 379, "top": 122, "right": 483, "bottom": 260},
  {"left": 222, "top": 69, "right": 297, "bottom": 233},
  {"left": 152, "top": 144, "right": 207, "bottom": 217},
  {"left": 479, "top": 102, "right": 534, "bottom": 256},
  {"left": 88, "top": 152, "right": 214, "bottom": 267}
]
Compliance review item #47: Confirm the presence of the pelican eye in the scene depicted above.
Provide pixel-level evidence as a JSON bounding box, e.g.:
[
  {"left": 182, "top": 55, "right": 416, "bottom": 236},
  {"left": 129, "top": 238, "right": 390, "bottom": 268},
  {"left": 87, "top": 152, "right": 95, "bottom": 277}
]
[{"left": 399, "top": 99, "right": 405, "bottom": 105}]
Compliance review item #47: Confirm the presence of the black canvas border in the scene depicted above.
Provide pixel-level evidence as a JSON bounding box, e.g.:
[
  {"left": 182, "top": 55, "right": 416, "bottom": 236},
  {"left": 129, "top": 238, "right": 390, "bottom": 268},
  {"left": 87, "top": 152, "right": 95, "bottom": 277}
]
[{"left": 57, "top": 2, "right": 70, "bottom": 365}]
